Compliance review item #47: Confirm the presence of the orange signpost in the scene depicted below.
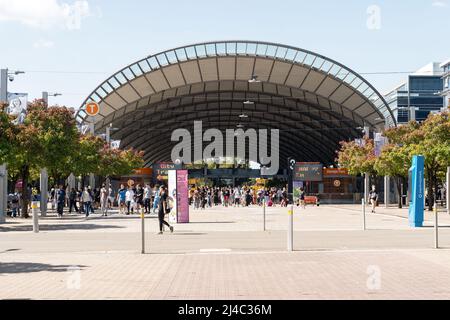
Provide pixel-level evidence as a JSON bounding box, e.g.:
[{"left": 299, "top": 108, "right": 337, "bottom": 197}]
[{"left": 85, "top": 102, "right": 99, "bottom": 116}]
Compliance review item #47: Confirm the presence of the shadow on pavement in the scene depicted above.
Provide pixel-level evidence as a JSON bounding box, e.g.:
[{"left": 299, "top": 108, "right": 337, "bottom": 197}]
[
  {"left": 187, "top": 221, "right": 235, "bottom": 224},
  {"left": 0, "top": 224, "right": 124, "bottom": 232},
  {"left": 0, "top": 262, "right": 87, "bottom": 274}
]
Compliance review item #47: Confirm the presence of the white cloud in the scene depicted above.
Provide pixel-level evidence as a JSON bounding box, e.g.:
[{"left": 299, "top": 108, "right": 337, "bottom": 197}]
[
  {"left": 0, "top": 0, "right": 91, "bottom": 30},
  {"left": 432, "top": 1, "right": 448, "bottom": 7},
  {"left": 33, "top": 39, "right": 55, "bottom": 48}
]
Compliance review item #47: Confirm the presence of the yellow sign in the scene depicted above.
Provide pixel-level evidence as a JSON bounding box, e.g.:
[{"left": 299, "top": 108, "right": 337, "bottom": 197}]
[{"left": 288, "top": 209, "right": 293, "bottom": 215}]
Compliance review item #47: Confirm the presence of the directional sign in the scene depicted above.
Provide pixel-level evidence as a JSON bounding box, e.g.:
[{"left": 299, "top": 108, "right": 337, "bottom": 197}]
[
  {"left": 85, "top": 102, "right": 99, "bottom": 116},
  {"left": 294, "top": 162, "right": 323, "bottom": 181}
]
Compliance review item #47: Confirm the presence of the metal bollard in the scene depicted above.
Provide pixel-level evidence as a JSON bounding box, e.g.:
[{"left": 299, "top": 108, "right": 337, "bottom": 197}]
[
  {"left": 434, "top": 201, "right": 439, "bottom": 249},
  {"left": 32, "top": 201, "right": 39, "bottom": 233},
  {"left": 287, "top": 204, "right": 293, "bottom": 251},
  {"left": 362, "top": 198, "right": 366, "bottom": 231},
  {"left": 140, "top": 208, "right": 145, "bottom": 254}
]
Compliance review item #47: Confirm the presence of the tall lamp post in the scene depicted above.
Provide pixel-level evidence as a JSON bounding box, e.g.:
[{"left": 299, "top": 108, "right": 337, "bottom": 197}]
[
  {"left": 40, "top": 92, "right": 62, "bottom": 216},
  {"left": 0, "top": 69, "right": 25, "bottom": 223}
]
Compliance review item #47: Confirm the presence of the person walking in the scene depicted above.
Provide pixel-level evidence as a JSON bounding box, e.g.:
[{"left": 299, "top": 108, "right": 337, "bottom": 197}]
[
  {"left": 125, "top": 186, "right": 135, "bottom": 215},
  {"left": 143, "top": 184, "right": 152, "bottom": 213},
  {"left": 100, "top": 183, "right": 109, "bottom": 216},
  {"left": 56, "top": 185, "right": 66, "bottom": 218},
  {"left": 82, "top": 187, "right": 92, "bottom": 218},
  {"left": 157, "top": 186, "right": 173, "bottom": 235},
  {"left": 299, "top": 187, "right": 306, "bottom": 209},
  {"left": 68, "top": 188, "right": 79, "bottom": 213},
  {"left": 135, "top": 184, "right": 144, "bottom": 213},
  {"left": 117, "top": 184, "right": 127, "bottom": 214},
  {"left": 369, "top": 185, "right": 379, "bottom": 213}
]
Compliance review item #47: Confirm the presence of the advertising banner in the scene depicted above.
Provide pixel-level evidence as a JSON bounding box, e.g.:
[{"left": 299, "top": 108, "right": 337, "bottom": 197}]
[
  {"left": 168, "top": 170, "right": 177, "bottom": 223},
  {"left": 7, "top": 93, "right": 28, "bottom": 124},
  {"left": 292, "top": 180, "right": 304, "bottom": 204},
  {"left": 176, "top": 170, "right": 189, "bottom": 223}
]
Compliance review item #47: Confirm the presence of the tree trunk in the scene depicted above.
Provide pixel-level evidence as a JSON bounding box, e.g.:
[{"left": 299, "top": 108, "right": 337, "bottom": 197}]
[
  {"left": 20, "top": 164, "right": 30, "bottom": 218},
  {"left": 396, "top": 176, "right": 402, "bottom": 208}
]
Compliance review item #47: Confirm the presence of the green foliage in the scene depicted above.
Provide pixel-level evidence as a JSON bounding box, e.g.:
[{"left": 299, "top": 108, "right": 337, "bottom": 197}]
[{"left": 336, "top": 137, "right": 376, "bottom": 176}]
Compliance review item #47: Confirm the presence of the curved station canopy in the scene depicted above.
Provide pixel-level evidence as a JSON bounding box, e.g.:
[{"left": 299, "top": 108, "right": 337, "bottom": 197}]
[{"left": 76, "top": 41, "right": 396, "bottom": 168}]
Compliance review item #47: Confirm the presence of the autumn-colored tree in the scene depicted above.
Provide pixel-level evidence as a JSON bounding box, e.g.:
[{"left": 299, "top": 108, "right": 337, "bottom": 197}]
[
  {"left": 26, "top": 100, "right": 79, "bottom": 184},
  {"left": 336, "top": 137, "right": 377, "bottom": 177},
  {"left": 97, "top": 146, "right": 144, "bottom": 178},
  {"left": 380, "top": 111, "right": 450, "bottom": 210}
]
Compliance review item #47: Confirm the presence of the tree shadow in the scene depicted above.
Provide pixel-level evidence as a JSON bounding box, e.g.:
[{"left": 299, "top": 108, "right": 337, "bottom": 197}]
[
  {"left": 0, "top": 262, "right": 87, "bottom": 274},
  {"left": 0, "top": 224, "right": 124, "bottom": 232}
]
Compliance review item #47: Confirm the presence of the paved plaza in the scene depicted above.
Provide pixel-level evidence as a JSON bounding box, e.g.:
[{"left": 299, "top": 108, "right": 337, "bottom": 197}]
[{"left": 1, "top": 204, "right": 450, "bottom": 299}]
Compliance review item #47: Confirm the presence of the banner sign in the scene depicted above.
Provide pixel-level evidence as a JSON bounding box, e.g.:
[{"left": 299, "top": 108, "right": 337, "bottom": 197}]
[
  {"left": 6, "top": 93, "right": 28, "bottom": 124},
  {"left": 292, "top": 181, "right": 304, "bottom": 204},
  {"left": 176, "top": 170, "right": 189, "bottom": 223},
  {"left": 168, "top": 170, "right": 177, "bottom": 223},
  {"left": 294, "top": 162, "right": 323, "bottom": 181},
  {"left": 374, "top": 132, "right": 387, "bottom": 157}
]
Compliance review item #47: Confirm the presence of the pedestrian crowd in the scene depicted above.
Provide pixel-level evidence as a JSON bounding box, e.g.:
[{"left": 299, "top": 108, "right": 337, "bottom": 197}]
[{"left": 189, "top": 186, "right": 289, "bottom": 209}]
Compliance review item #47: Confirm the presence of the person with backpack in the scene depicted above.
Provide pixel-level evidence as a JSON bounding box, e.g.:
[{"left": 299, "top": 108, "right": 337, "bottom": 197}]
[
  {"left": 100, "top": 183, "right": 109, "bottom": 216},
  {"left": 82, "top": 187, "right": 92, "bottom": 218},
  {"left": 68, "top": 188, "right": 79, "bottom": 214},
  {"left": 368, "top": 185, "right": 379, "bottom": 213},
  {"left": 117, "top": 184, "right": 127, "bottom": 214},
  {"left": 56, "top": 185, "right": 66, "bottom": 217},
  {"left": 157, "top": 186, "right": 173, "bottom": 235},
  {"left": 10, "top": 190, "right": 20, "bottom": 218}
]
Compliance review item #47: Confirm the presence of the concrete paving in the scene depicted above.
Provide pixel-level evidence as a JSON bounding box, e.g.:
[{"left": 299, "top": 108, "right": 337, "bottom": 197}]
[{"left": 1, "top": 204, "right": 450, "bottom": 299}]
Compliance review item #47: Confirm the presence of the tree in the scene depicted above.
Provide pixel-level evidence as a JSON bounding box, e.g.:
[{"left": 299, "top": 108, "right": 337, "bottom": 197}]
[
  {"left": 382, "top": 111, "right": 450, "bottom": 210},
  {"left": 68, "top": 134, "right": 104, "bottom": 187},
  {"left": 336, "top": 137, "right": 377, "bottom": 177},
  {"left": 97, "top": 146, "right": 144, "bottom": 178},
  {"left": 374, "top": 144, "right": 410, "bottom": 208},
  {"left": 26, "top": 100, "right": 79, "bottom": 184}
]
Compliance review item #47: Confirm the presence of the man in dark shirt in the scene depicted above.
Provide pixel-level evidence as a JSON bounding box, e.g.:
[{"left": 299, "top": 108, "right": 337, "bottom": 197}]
[
  {"left": 68, "top": 188, "right": 79, "bottom": 213},
  {"left": 157, "top": 186, "right": 173, "bottom": 235},
  {"left": 56, "top": 185, "right": 66, "bottom": 217}
]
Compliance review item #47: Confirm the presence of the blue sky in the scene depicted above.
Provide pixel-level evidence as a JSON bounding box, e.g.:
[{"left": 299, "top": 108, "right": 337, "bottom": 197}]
[{"left": 0, "top": 0, "right": 449, "bottom": 109}]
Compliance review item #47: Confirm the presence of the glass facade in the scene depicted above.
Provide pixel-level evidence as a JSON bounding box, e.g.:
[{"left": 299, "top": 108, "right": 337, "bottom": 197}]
[
  {"left": 441, "top": 61, "right": 450, "bottom": 109},
  {"left": 385, "top": 75, "right": 444, "bottom": 124}
]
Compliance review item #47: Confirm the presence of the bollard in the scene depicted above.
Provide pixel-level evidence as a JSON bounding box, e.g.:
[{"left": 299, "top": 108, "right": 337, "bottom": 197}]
[
  {"left": 287, "top": 204, "right": 293, "bottom": 251},
  {"left": 362, "top": 198, "right": 366, "bottom": 231},
  {"left": 32, "top": 201, "right": 39, "bottom": 233},
  {"left": 263, "top": 197, "right": 266, "bottom": 231},
  {"left": 434, "top": 201, "right": 439, "bottom": 249},
  {"left": 141, "top": 208, "right": 145, "bottom": 254}
]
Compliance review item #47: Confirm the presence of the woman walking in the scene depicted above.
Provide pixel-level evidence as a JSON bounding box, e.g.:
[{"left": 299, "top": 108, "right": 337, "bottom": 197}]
[
  {"left": 82, "top": 187, "right": 92, "bottom": 218},
  {"left": 157, "top": 186, "right": 173, "bottom": 235},
  {"left": 369, "top": 185, "right": 379, "bottom": 213}
]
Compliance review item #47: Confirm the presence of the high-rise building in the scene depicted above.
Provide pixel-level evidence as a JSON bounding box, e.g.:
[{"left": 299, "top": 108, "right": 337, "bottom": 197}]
[
  {"left": 440, "top": 59, "right": 450, "bottom": 110},
  {"left": 384, "top": 63, "right": 444, "bottom": 124}
]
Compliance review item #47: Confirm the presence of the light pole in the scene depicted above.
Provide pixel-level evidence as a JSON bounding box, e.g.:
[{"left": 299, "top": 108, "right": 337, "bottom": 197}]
[
  {"left": 0, "top": 69, "right": 25, "bottom": 223},
  {"left": 40, "top": 92, "right": 61, "bottom": 217},
  {"left": 42, "top": 91, "right": 62, "bottom": 105}
]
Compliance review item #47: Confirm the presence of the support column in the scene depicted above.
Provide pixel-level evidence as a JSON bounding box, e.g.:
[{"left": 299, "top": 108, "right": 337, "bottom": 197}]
[
  {"left": 364, "top": 173, "right": 370, "bottom": 205},
  {"left": 1, "top": 70, "right": 8, "bottom": 223},
  {"left": 89, "top": 174, "right": 95, "bottom": 189},
  {"left": 446, "top": 167, "right": 450, "bottom": 213},
  {"left": 40, "top": 168, "right": 48, "bottom": 217},
  {"left": 0, "top": 164, "right": 6, "bottom": 223},
  {"left": 384, "top": 176, "right": 390, "bottom": 208},
  {"left": 89, "top": 116, "right": 95, "bottom": 189}
]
